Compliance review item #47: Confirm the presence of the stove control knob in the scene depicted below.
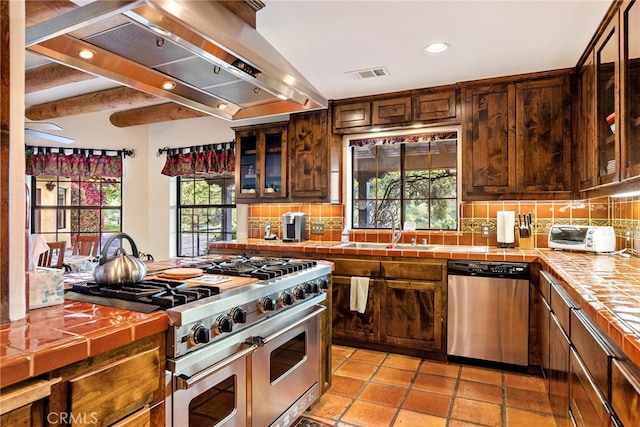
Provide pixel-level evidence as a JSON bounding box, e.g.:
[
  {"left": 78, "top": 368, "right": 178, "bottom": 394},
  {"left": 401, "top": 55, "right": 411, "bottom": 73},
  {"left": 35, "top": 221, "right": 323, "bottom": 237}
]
[
  {"left": 214, "top": 316, "right": 233, "bottom": 335},
  {"left": 293, "top": 287, "right": 306, "bottom": 301},
  {"left": 230, "top": 307, "right": 247, "bottom": 324},
  {"left": 190, "top": 323, "right": 210, "bottom": 345},
  {"left": 319, "top": 278, "right": 329, "bottom": 290},
  {"left": 279, "top": 292, "right": 293, "bottom": 307},
  {"left": 305, "top": 282, "right": 320, "bottom": 294},
  {"left": 258, "top": 297, "right": 276, "bottom": 312}
]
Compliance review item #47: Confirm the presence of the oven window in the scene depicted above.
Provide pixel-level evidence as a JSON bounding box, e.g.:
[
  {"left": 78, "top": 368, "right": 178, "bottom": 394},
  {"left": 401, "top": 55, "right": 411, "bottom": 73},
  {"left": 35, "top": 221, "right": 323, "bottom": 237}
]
[
  {"left": 189, "top": 375, "right": 236, "bottom": 427},
  {"left": 270, "top": 332, "right": 306, "bottom": 383}
]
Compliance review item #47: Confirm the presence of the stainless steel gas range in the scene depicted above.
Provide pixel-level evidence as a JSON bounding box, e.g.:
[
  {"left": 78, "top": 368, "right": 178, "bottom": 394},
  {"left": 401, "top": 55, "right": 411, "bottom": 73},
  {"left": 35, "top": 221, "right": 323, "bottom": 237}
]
[{"left": 69, "top": 255, "right": 331, "bottom": 427}]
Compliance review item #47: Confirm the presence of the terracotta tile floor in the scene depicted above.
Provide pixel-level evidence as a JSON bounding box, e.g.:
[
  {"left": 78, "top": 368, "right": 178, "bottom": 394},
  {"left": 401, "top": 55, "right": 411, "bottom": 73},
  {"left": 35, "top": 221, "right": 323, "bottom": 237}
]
[{"left": 305, "top": 345, "right": 557, "bottom": 427}]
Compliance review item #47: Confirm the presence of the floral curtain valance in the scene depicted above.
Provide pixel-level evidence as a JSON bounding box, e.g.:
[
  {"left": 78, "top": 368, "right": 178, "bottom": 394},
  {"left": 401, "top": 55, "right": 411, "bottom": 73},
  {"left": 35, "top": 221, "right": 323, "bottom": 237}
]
[
  {"left": 159, "top": 142, "right": 235, "bottom": 177},
  {"left": 25, "top": 146, "right": 128, "bottom": 177},
  {"left": 349, "top": 131, "right": 458, "bottom": 147}
]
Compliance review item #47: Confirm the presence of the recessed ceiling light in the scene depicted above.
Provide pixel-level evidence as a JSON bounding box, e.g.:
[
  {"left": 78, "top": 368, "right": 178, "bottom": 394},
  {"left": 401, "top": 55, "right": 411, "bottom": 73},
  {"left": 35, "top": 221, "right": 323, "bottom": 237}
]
[
  {"left": 78, "top": 48, "right": 95, "bottom": 59},
  {"left": 217, "top": 103, "right": 228, "bottom": 110},
  {"left": 424, "top": 42, "right": 450, "bottom": 54},
  {"left": 276, "top": 94, "right": 288, "bottom": 101},
  {"left": 161, "top": 81, "right": 176, "bottom": 90}
]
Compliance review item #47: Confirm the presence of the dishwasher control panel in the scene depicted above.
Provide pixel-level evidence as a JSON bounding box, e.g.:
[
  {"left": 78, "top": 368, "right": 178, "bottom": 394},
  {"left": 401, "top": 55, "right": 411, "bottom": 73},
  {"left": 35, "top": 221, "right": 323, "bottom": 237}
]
[{"left": 447, "top": 261, "right": 529, "bottom": 279}]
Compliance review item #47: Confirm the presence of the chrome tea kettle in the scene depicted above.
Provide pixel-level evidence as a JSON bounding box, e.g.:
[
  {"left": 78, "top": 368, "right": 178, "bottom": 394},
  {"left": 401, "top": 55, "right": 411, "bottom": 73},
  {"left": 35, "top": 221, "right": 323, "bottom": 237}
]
[{"left": 93, "top": 232, "right": 147, "bottom": 285}]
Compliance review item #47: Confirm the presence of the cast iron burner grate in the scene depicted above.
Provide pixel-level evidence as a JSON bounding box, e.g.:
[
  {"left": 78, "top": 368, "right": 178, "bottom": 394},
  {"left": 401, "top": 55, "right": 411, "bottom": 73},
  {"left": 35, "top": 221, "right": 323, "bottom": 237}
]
[
  {"left": 70, "top": 278, "right": 220, "bottom": 308},
  {"left": 202, "top": 257, "right": 317, "bottom": 280}
]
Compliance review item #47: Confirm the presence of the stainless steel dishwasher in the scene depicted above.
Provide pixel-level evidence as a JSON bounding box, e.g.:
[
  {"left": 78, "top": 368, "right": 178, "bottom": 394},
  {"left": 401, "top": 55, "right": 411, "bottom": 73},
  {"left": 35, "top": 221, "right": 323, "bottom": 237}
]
[{"left": 447, "top": 260, "right": 530, "bottom": 366}]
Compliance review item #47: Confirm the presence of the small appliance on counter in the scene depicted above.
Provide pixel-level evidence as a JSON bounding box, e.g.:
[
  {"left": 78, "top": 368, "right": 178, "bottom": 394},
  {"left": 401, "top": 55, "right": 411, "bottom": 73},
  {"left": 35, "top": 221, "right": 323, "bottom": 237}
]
[
  {"left": 548, "top": 225, "right": 616, "bottom": 253},
  {"left": 282, "top": 212, "right": 306, "bottom": 242}
]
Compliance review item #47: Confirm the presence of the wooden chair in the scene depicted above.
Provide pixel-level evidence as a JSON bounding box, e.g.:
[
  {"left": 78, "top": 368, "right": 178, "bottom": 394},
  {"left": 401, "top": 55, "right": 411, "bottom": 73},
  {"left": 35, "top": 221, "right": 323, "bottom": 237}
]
[
  {"left": 72, "top": 235, "right": 100, "bottom": 257},
  {"left": 38, "top": 241, "right": 67, "bottom": 268}
]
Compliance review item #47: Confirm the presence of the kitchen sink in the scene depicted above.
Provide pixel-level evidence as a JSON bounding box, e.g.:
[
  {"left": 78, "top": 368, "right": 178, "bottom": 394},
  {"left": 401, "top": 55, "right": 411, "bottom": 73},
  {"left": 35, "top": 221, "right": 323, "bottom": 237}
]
[{"left": 338, "top": 242, "right": 489, "bottom": 253}]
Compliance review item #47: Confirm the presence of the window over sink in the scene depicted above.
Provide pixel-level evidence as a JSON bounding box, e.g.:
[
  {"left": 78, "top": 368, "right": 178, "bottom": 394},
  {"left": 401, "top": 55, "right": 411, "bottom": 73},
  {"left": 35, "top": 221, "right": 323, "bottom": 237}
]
[
  {"left": 177, "top": 174, "right": 236, "bottom": 257},
  {"left": 347, "top": 128, "right": 459, "bottom": 231}
]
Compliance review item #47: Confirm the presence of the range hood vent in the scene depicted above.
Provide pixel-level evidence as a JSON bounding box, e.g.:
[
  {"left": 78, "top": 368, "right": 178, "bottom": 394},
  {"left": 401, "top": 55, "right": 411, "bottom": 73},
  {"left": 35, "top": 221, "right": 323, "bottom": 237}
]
[{"left": 26, "top": 0, "right": 327, "bottom": 121}]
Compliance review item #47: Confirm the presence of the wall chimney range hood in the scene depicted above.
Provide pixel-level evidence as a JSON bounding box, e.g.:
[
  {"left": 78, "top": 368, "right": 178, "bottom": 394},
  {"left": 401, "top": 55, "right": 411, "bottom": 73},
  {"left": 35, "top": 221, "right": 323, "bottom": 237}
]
[{"left": 26, "top": 0, "right": 327, "bottom": 121}]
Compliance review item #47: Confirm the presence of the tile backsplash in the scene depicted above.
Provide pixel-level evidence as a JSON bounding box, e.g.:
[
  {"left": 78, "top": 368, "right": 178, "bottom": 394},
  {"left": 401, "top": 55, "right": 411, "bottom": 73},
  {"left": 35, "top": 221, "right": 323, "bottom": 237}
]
[{"left": 247, "top": 196, "right": 640, "bottom": 254}]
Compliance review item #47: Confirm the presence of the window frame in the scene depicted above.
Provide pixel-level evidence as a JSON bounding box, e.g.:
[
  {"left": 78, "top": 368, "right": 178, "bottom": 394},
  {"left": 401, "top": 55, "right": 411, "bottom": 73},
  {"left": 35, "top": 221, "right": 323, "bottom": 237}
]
[
  {"left": 345, "top": 126, "right": 461, "bottom": 231},
  {"left": 176, "top": 173, "right": 236, "bottom": 257}
]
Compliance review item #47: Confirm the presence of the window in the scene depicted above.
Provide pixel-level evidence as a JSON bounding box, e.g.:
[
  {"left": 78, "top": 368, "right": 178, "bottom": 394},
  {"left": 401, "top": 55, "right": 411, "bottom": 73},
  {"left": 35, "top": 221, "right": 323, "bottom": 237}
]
[
  {"left": 31, "top": 175, "right": 122, "bottom": 248},
  {"left": 177, "top": 174, "right": 236, "bottom": 257},
  {"left": 350, "top": 130, "right": 458, "bottom": 230}
]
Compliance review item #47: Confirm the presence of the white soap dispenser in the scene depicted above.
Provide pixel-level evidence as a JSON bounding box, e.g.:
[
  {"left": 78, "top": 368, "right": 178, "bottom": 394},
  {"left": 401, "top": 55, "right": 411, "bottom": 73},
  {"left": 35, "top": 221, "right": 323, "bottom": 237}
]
[{"left": 341, "top": 227, "right": 350, "bottom": 243}]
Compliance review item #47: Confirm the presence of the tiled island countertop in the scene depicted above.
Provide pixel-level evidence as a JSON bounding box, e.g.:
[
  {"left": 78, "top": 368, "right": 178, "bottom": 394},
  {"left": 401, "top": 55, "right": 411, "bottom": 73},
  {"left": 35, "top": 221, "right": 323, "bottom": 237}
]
[
  {"left": 210, "top": 239, "right": 640, "bottom": 368},
  {"left": 0, "top": 301, "right": 168, "bottom": 388}
]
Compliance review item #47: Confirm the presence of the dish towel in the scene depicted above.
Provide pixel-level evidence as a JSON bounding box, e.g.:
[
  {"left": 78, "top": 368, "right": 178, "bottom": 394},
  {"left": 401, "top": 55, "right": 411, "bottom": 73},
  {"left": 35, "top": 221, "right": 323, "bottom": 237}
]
[{"left": 350, "top": 276, "right": 370, "bottom": 314}]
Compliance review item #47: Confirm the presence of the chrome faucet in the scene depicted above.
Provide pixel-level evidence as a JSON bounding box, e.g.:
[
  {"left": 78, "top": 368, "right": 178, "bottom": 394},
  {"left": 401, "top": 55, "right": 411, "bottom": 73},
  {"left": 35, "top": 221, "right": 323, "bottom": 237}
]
[{"left": 376, "top": 208, "right": 402, "bottom": 246}]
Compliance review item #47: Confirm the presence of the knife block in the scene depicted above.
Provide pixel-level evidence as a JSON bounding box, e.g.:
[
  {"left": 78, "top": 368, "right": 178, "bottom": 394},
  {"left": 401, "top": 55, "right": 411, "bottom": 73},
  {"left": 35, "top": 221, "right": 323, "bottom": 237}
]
[{"left": 519, "top": 236, "right": 534, "bottom": 249}]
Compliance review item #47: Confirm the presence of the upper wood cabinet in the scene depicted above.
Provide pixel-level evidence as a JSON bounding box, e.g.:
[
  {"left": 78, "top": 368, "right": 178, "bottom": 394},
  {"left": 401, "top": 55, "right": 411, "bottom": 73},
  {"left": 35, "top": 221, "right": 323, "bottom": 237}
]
[
  {"left": 462, "top": 72, "right": 573, "bottom": 200},
  {"left": 234, "top": 122, "right": 288, "bottom": 203},
  {"left": 575, "top": 0, "right": 640, "bottom": 194},
  {"left": 332, "top": 86, "right": 460, "bottom": 133},
  {"left": 288, "top": 110, "right": 330, "bottom": 201},
  {"left": 463, "top": 82, "right": 516, "bottom": 197}
]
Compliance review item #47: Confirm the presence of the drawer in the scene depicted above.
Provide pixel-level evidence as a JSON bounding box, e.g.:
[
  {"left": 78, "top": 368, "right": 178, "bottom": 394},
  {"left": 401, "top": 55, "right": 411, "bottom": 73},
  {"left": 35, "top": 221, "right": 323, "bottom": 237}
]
[
  {"left": 328, "top": 258, "right": 380, "bottom": 277},
  {"left": 110, "top": 405, "right": 151, "bottom": 427},
  {"left": 550, "top": 281, "right": 577, "bottom": 336},
  {"left": 539, "top": 270, "right": 553, "bottom": 304},
  {"left": 570, "top": 309, "right": 615, "bottom": 400},
  {"left": 69, "top": 348, "right": 160, "bottom": 427},
  {"left": 569, "top": 347, "right": 612, "bottom": 427},
  {"left": 381, "top": 261, "right": 443, "bottom": 281},
  {"left": 611, "top": 359, "right": 640, "bottom": 427}
]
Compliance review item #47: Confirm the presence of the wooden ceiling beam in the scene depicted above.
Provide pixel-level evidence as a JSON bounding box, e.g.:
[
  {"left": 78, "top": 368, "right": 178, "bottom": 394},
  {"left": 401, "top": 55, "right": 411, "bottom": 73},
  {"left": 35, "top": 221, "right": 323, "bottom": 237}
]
[
  {"left": 25, "top": 63, "right": 96, "bottom": 93},
  {"left": 25, "top": 87, "right": 163, "bottom": 120},
  {"left": 109, "top": 103, "right": 210, "bottom": 128}
]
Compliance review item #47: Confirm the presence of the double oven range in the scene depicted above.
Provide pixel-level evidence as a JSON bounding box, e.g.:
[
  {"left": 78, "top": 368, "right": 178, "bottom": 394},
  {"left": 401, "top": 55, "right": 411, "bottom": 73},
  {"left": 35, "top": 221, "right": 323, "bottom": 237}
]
[{"left": 68, "top": 256, "right": 331, "bottom": 427}]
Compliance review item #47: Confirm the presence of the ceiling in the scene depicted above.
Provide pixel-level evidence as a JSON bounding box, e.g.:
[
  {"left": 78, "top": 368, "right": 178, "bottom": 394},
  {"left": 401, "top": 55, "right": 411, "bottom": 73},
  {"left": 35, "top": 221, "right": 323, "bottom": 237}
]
[{"left": 24, "top": 0, "right": 613, "bottom": 127}]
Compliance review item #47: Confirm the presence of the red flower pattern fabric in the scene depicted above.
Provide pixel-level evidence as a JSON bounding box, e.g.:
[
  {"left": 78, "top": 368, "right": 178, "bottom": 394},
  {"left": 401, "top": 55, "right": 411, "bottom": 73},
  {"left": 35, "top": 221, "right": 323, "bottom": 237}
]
[
  {"left": 161, "top": 143, "right": 235, "bottom": 176},
  {"left": 25, "top": 147, "right": 123, "bottom": 177}
]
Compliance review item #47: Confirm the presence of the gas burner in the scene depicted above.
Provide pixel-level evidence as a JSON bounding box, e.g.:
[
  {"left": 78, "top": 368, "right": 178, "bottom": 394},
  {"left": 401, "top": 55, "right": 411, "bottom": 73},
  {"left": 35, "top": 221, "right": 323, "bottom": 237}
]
[
  {"left": 70, "top": 279, "right": 220, "bottom": 308},
  {"left": 202, "top": 257, "right": 317, "bottom": 280}
]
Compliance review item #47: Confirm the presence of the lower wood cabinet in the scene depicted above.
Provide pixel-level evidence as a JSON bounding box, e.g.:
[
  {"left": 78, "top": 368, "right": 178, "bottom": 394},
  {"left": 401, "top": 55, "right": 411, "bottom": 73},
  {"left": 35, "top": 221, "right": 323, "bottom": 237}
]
[
  {"left": 0, "top": 378, "right": 56, "bottom": 427},
  {"left": 549, "top": 312, "right": 571, "bottom": 427},
  {"left": 329, "top": 257, "right": 446, "bottom": 358},
  {"left": 47, "top": 333, "right": 165, "bottom": 427},
  {"left": 332, "top": 275, "right": 381, "bottom": 342},
  {"left": 381, "top": 279, "right": 444, "bottom": 352}
]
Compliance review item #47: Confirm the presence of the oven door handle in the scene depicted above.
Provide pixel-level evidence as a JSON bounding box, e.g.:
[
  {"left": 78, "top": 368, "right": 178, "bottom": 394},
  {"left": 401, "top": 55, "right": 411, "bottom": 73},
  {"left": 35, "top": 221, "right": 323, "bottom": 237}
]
[
  {"left": 175, "top": 343, "right": 257, "bottom": 390},
  {"left": 253, "top": 304, "right": 326, "bottom": 346}
]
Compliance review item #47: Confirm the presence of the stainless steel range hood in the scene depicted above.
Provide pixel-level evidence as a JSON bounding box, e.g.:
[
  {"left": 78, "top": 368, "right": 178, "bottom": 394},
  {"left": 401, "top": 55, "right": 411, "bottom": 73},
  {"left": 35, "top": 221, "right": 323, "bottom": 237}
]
[{"left": 26, "top": 0, "right": 327, "bottom": 121}]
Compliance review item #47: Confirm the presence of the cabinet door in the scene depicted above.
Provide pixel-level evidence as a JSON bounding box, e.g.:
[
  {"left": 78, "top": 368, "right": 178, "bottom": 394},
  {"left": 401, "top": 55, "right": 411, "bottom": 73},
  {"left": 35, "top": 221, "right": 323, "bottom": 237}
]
[
  {"left": 331, "top": 276, "right": 380, "bottom": 342},
  {"left": 621, "top": 0, "right": 640, "bottom": 180},
  {"left": 412, "top": 89, "right": 458, "bottom": 122},
  {"left": 235, "top": 124, "right": 287, "bottom": 201},
  {"left": 538, "top": 293, "right": 551, "bottom": 391},
  {"left": 549, "top": 312, "right": 571, "bottom": 427},
  {"left": 289, "top": 110, "right": 329, "bottom": 200},
  {"left": 577, "top": 54, "right": 597, "bottom": 190},
  {"left": 381, "top": 280, "right": 444, "bottom": 352},
  {"left": 463, "top": 83, "right": 516, "bottom": 197},
  {"left": 333, "top": 102, "right": 371, "bottom": 130},
  {"left": 372, "top": 97, "right": 411, "bottom": 125},
  {"left": 516, "top": 76, "right": 572, "bottom": 193},
  {"left": 595, "top": 19, "right": 619, "bottom": 185}
]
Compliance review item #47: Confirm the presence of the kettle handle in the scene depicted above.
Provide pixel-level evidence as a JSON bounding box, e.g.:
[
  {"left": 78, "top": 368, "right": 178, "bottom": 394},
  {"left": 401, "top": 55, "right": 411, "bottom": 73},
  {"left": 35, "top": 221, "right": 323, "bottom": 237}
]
[{"left": 99, "top": 232, "right": 140, "bottom": 266}]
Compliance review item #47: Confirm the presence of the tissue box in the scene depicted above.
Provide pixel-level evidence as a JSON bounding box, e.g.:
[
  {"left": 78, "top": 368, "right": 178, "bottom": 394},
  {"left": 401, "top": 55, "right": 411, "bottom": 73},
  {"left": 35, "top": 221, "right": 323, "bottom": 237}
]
[{"left": 28, "top": 267, "right": 64, "bottom": 309}]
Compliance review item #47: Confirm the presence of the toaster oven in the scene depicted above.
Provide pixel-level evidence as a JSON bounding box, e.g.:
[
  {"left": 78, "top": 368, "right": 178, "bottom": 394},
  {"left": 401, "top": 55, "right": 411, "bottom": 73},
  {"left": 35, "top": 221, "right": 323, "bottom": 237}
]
[{"left": 548, "top": 225, "right": 616, "bottom": 253}]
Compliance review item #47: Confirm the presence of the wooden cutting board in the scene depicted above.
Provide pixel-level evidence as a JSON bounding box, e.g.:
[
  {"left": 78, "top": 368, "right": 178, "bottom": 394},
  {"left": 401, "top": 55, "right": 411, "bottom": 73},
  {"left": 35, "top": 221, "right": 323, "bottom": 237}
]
[
  {"left": 186, "top": 275, "right": 258, "bottom": 292},
  {"left": 157, "top": 268, "right": 203, "bottom": 280}
]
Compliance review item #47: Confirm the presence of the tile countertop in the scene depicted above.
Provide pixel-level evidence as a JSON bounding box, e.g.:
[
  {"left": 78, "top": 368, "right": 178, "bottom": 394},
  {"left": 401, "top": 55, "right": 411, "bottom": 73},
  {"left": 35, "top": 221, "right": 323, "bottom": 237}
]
[
  {"left": 0, "top": 300, "right": 168, "bottom": 388},
  {"left": 210, "top": 239, "right": 640, "bottom": 368}
]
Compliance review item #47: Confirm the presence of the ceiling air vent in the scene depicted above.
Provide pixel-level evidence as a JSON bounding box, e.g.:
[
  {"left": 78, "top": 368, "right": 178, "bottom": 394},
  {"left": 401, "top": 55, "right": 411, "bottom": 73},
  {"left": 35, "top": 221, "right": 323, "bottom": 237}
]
[{"left": 346, "top": 66, "right": 390, "bottom": 80}]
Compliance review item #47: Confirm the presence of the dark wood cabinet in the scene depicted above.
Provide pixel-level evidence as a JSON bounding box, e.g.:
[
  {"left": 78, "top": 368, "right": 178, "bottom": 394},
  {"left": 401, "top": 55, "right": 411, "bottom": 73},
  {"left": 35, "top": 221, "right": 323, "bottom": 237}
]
[
  {"left": 331, "top": 275, "right": 380, "bottom": 342},
  {"left": 463, "top": 73, "right": 572, "bottom": 199},
  {"left": 620, "top": 0, "right": 640, "bottom": 180},
  {"left": 371, "top": 97, "right": 412, "bottom": 125},
  {"left": 332, "top": 86, "right": 460, "bottom": 133},
  {"left": 516, "top": 76, "right": 572, "bottom": 193},
  {"left": 288, "top": 110, "right": 329, "bottom": 201},
  {"left": 381, "top": 279, "right": 444, "bottom": 352},
  {"left": 549, "top": 312, "right": 571, "bottom": 427},
  {"left": 576, "top": 56, "right": 597, "bottom": 191},
  {"left": 463, "top": 82, "right": 516, "bottom": 197},
  {"left": 234, "top": 122, "right": 288, "bottom": 203}
]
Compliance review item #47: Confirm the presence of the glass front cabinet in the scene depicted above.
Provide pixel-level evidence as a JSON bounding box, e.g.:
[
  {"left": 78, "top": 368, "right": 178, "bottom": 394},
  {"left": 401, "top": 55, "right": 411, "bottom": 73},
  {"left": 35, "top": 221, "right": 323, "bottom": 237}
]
[
  {"left": 234, "top": 123, "right": 288, "bottom": 202},
  {"left": 621, "top": 0, "right": 640, "bottom": 180}
]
